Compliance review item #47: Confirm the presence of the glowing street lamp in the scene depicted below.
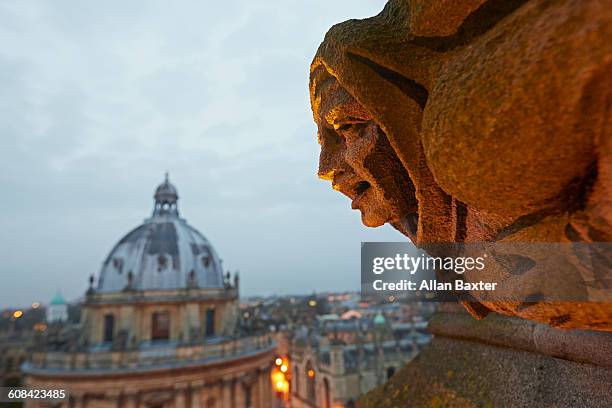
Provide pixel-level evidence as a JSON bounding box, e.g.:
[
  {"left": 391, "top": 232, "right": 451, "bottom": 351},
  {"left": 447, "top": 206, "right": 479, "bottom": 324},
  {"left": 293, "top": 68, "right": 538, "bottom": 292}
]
[
  {"left": 34, "top": 323, "right": 47, "bottom": 332},
  {"left": 272, "top": 356, "right": 291, "bottom": 399},
  {"left": 13, "top": 310, "right": 23, "bottom": 319}
]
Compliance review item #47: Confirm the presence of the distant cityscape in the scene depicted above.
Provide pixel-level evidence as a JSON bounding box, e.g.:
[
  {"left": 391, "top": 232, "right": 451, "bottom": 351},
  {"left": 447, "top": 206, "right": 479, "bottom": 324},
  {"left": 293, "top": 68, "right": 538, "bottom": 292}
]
[{"left": 1, "top": 290, "right": 435, "bottom": 408}]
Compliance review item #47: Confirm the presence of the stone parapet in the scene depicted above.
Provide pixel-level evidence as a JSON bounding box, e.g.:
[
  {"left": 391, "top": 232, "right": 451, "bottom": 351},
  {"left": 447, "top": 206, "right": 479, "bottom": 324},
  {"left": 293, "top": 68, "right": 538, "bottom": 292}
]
[
  {"left": 23, "top": 334, "right": 274, "bottom": 376},
  {"left": 359, "top": 310, "right": 612, "bottom": 407},
  {"left": 428, "top": 309, "right": 612, "bottom": 368}
]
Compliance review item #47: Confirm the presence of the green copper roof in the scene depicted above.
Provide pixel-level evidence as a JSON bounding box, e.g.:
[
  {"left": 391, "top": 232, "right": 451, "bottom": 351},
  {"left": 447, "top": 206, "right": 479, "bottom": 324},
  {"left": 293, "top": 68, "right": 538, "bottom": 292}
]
[
  {"left": 373, "top": 312, "right": 386, "bottom": 325},
  {"left": 50, "top": 292, "right": 66, "bottom": 306}
]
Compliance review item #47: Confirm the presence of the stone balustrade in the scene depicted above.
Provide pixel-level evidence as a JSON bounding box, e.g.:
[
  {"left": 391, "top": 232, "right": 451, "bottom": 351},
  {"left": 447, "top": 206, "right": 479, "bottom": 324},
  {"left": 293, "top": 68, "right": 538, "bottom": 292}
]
[{"left": 23, "top": 334, "right": 274, "bottom": 375}]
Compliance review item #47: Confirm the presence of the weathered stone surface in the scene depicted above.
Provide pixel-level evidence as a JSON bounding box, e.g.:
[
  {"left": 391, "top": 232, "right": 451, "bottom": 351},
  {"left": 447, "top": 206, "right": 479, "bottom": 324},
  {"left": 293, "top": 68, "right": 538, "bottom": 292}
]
[
  {"left": 310, "top": 0, "right": 611, "bottom": 330},
  {"left": 409, "top": 0, "right": 487, "bottom": 37},
  {"left": 421, "top": 0, "right": 609, "bottom": 219},
  {"left": 427, "top": 311, "right": 612, "bottom": 368},
  {"left": 359, "top": 331, "right": 612, "bottom": 408}
]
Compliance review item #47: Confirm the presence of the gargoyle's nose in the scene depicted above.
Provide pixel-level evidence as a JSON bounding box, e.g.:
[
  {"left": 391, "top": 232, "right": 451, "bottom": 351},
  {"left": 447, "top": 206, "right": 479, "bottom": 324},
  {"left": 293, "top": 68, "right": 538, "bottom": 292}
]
[
  {"left": 317, "top": 158, "right": 335, "bottom": 181},
  {"left": 317, "top": 128, "right": 342, "bottom": 181}
]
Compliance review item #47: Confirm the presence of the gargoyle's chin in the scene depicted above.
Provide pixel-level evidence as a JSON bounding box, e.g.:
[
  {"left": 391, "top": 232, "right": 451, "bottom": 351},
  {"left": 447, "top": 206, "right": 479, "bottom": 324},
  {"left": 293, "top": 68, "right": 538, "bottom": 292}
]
[
  {"left": 390, "top": 212, "right": 419, "bottom": 243},
  {"left": 361, "top": 211, "right": 386, "bottom": 228},
  {"left": 359, "top": 202, "right": 391, "bottom": 228}
]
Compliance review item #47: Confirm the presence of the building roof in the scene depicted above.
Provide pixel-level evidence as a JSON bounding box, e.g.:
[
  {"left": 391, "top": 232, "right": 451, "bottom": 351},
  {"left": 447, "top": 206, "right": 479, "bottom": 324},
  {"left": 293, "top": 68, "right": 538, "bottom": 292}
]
[
  {"left": 373, "top": 312, "right": 386, "bottom": 325},
  {"left": 50, "top": 292, "right": 66, "bottom": 306},
  {"left": 96, "top": 175, "right": 224, "bottom": 293}
]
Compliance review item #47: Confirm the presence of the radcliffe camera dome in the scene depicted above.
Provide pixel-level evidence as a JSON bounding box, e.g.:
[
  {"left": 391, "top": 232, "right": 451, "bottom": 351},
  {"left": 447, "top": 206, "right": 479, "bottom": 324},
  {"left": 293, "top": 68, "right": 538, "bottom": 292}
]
[
  {"left": 97, "top": 174, "right": 224, "bottom": 292},
  {"left": 25, "top": 175, "right": 274, "bottom": 408}
]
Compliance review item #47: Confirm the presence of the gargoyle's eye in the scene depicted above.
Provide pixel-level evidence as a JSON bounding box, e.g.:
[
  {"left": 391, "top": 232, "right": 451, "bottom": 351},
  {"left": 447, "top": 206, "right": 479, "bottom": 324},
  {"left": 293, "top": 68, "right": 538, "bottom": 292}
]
[
  {"left": 333, "top": 114, "right": 368, "bottom": 131},
  {"left": 335, "top": 122, "right": 368, "bottom": 140}
]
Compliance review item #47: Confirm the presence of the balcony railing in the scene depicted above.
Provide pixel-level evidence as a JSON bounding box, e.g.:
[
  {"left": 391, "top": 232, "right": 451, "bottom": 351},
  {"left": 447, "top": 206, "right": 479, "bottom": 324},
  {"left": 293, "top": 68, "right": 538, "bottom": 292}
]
[{"left": 23, "top": 334, "right": 275, "bottom": 375}]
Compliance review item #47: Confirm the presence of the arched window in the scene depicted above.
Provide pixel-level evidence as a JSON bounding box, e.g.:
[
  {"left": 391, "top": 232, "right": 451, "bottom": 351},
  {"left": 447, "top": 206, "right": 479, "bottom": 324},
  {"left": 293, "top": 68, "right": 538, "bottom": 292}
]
[
  {"left": 306, "top": 361, "right": 316, "bottom": 403},
  {"left": 323, "top": 377, "right": 331, "bottom": 408},
  {"left": 103, "top": 314, "right": 115, "bottom": 343},
  {"left": 152, "top": 311, "right": 170, "bottom": 341}
]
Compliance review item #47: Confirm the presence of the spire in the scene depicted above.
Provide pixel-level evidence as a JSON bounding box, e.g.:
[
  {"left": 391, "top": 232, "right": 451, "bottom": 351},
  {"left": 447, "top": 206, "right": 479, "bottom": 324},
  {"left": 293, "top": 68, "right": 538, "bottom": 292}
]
[{"left": 153, "top": 173, "right": 179, "bottom": 216}]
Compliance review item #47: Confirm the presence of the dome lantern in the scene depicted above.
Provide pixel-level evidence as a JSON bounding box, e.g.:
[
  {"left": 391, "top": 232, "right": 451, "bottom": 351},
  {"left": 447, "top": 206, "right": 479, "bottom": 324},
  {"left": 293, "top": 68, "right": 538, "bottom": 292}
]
[{"left": 153, "top": 172, "right": 179, "bottom": 216}]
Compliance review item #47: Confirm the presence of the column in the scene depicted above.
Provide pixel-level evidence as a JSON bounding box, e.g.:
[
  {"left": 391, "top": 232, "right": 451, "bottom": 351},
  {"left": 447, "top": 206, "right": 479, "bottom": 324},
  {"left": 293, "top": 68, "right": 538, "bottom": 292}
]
[
  {"left": 174, "top": 383, "right": 188, "bottom": 408},
  {"left": 105, "top": 390, "right": 121, "bottom": 408},
  {"left": 123, "top": 392, "right": 138, "bottom": 408},
  {"left": 71, "top": 392, "right": 86, "bottom": 408},
  {"left": 255, "top": 368, "right": 266, "bottom": 408},
  {"left": 234, "top": 379, "right": 245, "bottom": 408},
  {"left": 190, "top": 380, "right": 204, "bottom": 408},
  {"left": 221, "top": 377, "right": 233, "bottom": 408}
]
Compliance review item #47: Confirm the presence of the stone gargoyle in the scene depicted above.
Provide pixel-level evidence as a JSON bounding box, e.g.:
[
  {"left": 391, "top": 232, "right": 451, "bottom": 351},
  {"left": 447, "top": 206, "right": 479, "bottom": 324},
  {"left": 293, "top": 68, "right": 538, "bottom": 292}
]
[{"left": 310, "top": 0, "right": 611, "bottom": 330}]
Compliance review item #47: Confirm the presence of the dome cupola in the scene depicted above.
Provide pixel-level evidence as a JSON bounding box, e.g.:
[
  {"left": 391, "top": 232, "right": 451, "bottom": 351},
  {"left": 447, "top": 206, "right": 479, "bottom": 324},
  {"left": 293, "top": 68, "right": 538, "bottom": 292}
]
[{"left": 153, "top": 172, "right": 179, "bottom": 216}]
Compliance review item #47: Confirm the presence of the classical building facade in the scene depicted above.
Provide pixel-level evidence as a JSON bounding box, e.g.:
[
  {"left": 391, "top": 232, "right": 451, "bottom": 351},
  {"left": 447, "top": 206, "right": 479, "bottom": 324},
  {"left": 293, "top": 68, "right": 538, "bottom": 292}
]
[
  {"left": 24, "top": 176, "right": 275, "bottom": 408},
  {"left": 290, "top": 313, "right": 431, "bottom": 408}
]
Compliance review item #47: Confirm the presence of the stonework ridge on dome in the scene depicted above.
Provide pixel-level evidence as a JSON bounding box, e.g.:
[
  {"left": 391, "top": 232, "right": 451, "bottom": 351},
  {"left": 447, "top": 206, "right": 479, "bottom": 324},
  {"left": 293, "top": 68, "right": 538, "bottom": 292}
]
[{"left": 96, "top": 175, "right": 225, "bottom": 293}]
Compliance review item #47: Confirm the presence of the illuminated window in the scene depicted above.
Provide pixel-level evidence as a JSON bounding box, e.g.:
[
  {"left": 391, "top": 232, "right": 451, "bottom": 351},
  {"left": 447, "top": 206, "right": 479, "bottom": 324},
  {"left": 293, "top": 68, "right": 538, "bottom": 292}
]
[{"left": 306, "top": 361, "right": 316, "bottom": 402}]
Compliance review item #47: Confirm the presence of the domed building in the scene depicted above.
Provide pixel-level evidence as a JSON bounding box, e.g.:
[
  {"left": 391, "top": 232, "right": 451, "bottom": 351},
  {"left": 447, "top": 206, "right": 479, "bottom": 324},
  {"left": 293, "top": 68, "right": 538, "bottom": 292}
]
[
  {"left": 24, "top": 175, "right": 275, "bottom": 408},
  {"left": 47, "top": 292, "right": 68, "bottom": 323}
]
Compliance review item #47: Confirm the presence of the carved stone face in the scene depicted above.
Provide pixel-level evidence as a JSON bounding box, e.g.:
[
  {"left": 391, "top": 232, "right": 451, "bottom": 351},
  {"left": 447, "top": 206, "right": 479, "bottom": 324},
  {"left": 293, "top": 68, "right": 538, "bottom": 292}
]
[
  {"left": 314, "top": 75, "right": 419, "bottom": 239},
  {"left": 310, "top": 0, "right": 612, "bottom": 330}
]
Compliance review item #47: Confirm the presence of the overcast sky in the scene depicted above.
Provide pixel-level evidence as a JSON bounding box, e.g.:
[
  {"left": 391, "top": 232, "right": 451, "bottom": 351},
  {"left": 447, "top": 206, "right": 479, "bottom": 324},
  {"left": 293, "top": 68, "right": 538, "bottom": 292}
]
[{"left": 0, "top": 0, "right": 406, "bottom": 309}]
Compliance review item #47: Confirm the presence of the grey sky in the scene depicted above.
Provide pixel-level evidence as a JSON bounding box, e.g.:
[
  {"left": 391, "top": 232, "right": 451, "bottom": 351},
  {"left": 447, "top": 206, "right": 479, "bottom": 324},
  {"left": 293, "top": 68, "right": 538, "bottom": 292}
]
[{"left": 0, "top": 0, "right": 405, "bottom": 309}]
